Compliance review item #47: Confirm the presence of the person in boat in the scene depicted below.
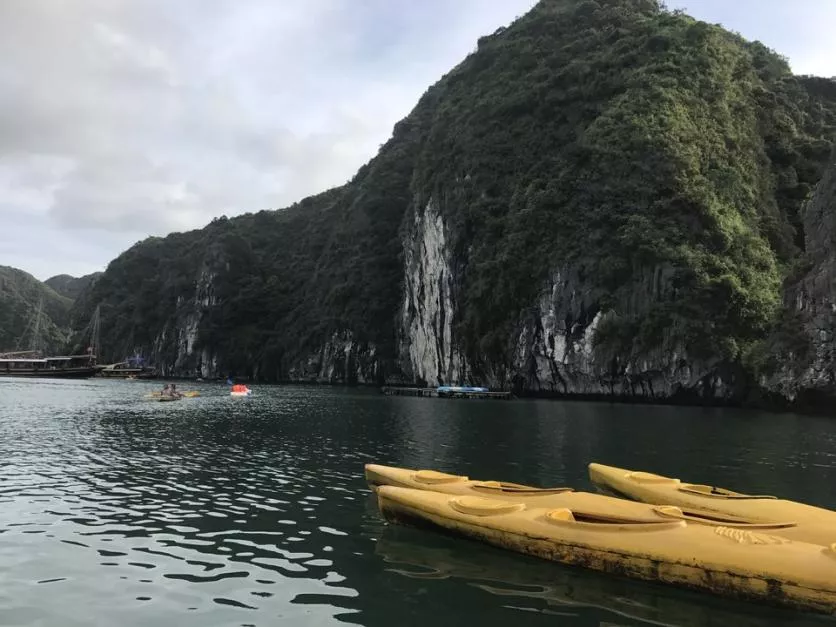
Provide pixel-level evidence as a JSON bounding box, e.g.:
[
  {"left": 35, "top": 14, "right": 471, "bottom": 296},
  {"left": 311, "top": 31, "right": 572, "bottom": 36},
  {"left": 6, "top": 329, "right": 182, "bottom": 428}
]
[
  {"left": 169, "top": 383, "right": 183, "bottom": 398},
  {"left": 161, "top": 383, "right": 172, "bottom": 396}
]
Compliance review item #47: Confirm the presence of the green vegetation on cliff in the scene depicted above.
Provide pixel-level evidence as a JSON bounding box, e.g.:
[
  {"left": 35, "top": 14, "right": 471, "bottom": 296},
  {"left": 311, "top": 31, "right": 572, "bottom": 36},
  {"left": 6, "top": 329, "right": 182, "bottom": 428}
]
[
  {"left": 73, "top": 0, "right": 836, "bottom": 383},
  {"left": 0, "top": 266, "right": 74, "bottom": 353},
  {"left": 423, "top": 0, "right": 836, "bottom": 367}
]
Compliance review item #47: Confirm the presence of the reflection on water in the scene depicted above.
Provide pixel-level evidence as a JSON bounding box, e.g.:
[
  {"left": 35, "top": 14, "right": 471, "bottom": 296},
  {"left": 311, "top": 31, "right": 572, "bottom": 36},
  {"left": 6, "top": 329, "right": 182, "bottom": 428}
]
[
  {"left": 0, "top": 377, "right": 834, "bottom": 626},
  {"left": 374, "top": 525, "right": 828, "bottom": 627}
]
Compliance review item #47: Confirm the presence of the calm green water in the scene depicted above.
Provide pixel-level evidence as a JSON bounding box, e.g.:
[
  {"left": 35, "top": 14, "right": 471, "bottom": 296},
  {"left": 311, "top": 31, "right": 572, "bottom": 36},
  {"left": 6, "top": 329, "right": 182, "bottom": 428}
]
[{"left": 1, "top": 378, "right": 834, "bottom": 627}]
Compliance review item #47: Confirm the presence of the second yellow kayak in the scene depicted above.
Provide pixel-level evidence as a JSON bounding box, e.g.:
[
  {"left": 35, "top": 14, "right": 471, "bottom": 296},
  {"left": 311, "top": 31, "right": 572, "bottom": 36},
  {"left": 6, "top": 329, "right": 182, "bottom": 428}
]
[
  {"left": 364, "top": 464, "right": 828, "bottom": 541},
  {"left": 588, "top": 463, "right": 836, "bottom": 546},
  {"left": 376, "top": 485, "right": 836, "bottom": 615}
]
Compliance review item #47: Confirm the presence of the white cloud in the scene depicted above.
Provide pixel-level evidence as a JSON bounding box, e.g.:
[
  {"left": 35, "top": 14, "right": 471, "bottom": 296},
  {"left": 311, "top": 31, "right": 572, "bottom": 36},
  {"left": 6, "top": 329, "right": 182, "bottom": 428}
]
[{"left": 0, "top": 0, "right": 833, "bottom": 280}]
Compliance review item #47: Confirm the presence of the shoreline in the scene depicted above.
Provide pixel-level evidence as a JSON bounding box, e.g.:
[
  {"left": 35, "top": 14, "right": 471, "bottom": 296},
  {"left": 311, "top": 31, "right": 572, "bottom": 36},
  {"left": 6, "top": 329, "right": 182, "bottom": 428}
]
[{"left": 124, "top": 376, "right": 836, "bottom": 418}]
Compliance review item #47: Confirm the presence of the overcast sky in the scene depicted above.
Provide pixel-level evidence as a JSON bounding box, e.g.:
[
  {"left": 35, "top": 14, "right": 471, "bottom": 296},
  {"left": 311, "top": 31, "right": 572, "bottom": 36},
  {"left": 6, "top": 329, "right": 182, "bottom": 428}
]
[{"left": 2, "top": 1, "right": 835, "bottom": 281}]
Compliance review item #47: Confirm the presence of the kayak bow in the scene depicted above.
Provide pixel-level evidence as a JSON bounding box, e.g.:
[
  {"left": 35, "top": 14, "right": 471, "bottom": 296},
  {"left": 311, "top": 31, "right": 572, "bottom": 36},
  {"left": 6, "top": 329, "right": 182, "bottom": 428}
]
[{"left": 588, "top": 462, "right": 836, "bottom": 546}]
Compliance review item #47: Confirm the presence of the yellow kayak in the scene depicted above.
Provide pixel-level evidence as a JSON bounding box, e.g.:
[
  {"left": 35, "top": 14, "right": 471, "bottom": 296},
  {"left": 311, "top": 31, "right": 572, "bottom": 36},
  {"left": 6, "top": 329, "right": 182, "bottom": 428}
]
[
  {"left": 588, "top": 463, "right": 836, "bottom": 546},
  {"left": 376, "top": 485, "right": 836, "bottom": 615},
  {"left": 365, "top": 463, "right": 573, "bottom": 496},
  {"left": 365, "top": 464, "right": 823, "bottom": 537},
  {"left": 146, "top": 391, "right": 200, "bottom": 398}
]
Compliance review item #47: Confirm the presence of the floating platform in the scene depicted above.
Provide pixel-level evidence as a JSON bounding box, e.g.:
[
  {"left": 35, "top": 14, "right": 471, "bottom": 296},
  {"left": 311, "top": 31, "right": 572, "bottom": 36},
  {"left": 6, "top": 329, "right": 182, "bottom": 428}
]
[{"left": 381, "top": 386, "right": 512, "bottom": 400}]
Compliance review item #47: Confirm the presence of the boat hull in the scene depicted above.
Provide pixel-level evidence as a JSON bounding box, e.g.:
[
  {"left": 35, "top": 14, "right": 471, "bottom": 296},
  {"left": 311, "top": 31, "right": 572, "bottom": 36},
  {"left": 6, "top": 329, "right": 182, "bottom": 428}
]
[
  {"left": 588, "top": 463, "right": 836, "bottom": 546},
  {"left": 0, "top": 367, "right": 98, "bottom": 379},
  {"left": 98, "top": 370, "right": 157, "bottom": 379},
  {"left": 376, "top": 485, "right": 836, "bottom": 615}
]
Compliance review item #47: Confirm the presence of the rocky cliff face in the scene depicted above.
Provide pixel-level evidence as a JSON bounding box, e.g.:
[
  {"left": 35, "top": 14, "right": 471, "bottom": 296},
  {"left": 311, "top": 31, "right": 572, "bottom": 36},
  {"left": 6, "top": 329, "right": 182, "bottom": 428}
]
[
  {"left": 288, "top": 331, "right": 379, "bottom": 384},
  {"left": 400, "top": 200, "right": 466, "bottom": 386},
  {"left": 156, "top": 268, "right": 219, "bottom": 379},
  {"left": 509, "top": 264, "right": 712, "bottom": 399},
  {"left": 396, "top": 208, "right": 740, "bottom": 401},
  {"left": 762, "top": 151, "right": 836, "bottom": 406}
]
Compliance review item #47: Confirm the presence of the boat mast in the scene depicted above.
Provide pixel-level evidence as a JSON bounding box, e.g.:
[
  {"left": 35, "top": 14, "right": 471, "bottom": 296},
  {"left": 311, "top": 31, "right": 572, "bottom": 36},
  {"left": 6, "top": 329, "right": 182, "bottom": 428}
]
[
  {"left": 30, "top": 296, "right": 44, "bottom": 354},
  {"left": 89, "top": 304, "right": 101, "bottom": 358}
]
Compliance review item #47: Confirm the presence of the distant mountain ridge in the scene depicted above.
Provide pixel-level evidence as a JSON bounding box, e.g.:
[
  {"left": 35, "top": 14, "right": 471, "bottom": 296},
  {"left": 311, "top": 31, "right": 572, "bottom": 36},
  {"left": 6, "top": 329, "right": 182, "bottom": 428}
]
[
  {"left": 0, "top": 266, "right": 73, "bottom": 353},
  {"left": 0, "top": 267, "right": 100, "bottom": 354},
  {"left": 45, "top": 273, "right": 102, "bottom": 302}
]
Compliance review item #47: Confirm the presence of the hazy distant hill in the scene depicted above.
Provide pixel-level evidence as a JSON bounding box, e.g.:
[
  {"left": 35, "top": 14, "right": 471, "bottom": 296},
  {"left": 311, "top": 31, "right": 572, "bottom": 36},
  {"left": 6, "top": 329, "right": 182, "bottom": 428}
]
[
  {"left": 45, "top": 272, "right": 102, "bottom": 302},
  {"left": 0, "top": 266, "right": 74, "bottom": 353}
]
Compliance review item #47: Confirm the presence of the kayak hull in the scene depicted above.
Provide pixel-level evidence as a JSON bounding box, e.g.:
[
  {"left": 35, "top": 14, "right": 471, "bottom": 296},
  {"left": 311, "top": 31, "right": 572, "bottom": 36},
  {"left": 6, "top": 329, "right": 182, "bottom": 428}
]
[
  {"left": 377, "top": 485, "right": 836, "bottom": 615},
  {"left": 588, "top": 463, "right": 836, "bottom": 546}
]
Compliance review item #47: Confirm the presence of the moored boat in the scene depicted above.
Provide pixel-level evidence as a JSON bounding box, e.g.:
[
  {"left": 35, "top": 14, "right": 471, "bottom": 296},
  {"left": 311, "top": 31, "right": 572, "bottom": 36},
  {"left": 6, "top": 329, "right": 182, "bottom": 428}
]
[
  {"left": 97, "top": 359, "right": 157, "bottom": 379},
  {"left": 376, "top": 485, "right": 836, "bottom": 615},
  {"left": 437, "top": 385, "right": 489, "bottom": 393},
  {"left": 588, "top": 463, "right": 836, "bottom": 547},
  {"left": 436, "top": 385, "right": 491, "bottom": 398},
  {"left": 0, "top": 351, "right": 98, "bottom": 378},
  {"left": 0, "top": 299, "right": 100, "bottom": 379}
]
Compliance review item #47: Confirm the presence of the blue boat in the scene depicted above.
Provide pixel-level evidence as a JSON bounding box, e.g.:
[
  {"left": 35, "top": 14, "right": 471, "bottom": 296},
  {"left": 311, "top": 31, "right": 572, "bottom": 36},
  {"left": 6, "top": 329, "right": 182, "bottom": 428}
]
[{"left": 437, "top": 385, "right": 489, "bottom": 394}]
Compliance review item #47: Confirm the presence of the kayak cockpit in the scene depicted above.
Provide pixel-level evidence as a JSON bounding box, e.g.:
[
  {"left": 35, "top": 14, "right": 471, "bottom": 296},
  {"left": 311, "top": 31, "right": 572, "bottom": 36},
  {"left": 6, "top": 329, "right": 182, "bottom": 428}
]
[
  {"left": 472, "top": 480, "right": 573, "bottom": 495},
  {"left": 408, "top": 472, "right": 573, "bottom": 494},
  {"left": 543, "top": 507, "right": 686, "bottom": 531},
  {"left": 678, "top": 483, "right": 778, "bottom": 500},
  {"left": 446, "top": 496, "right": 683, "bottom": 530},
  {"left": 443, "top": 496, "right": 798, "bottom": 532},
  {"left": 411, "top": 470, "right": 469, "bottom": 485},
  {"left": 653, "top": 505, "right": 797, "bottom": 529}
]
